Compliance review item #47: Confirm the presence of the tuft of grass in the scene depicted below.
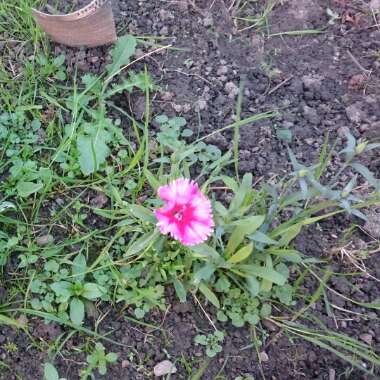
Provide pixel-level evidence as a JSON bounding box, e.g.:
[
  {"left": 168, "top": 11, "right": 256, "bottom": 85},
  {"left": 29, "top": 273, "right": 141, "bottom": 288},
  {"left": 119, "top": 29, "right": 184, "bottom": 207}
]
[
  {"left": 0, "top": 1, "right": 56, "bottom": 112},
  {"left": 231, "top": 0, "right": 325, "bottom": 36},
  {"left": 0, "top": 0, "right": 46, "bottom": 43},
  {"left": 270, "top": 318, "right": 380, "bottom": 376},
  {"left": 268, "top": 29, "right": 325, "bottom": 38},
  {"left": 2, "top": 308, "right": 129, "bottom": 347},
  {"left": 232, "top": 0, "right": 278, "bottom": 33}
]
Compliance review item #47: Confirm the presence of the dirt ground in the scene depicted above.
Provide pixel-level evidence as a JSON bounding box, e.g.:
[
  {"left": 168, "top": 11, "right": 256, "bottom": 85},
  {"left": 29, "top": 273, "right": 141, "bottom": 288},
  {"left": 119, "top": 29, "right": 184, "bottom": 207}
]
[{"left": 1, "top": 0, "right": 380, "bottom": 379}]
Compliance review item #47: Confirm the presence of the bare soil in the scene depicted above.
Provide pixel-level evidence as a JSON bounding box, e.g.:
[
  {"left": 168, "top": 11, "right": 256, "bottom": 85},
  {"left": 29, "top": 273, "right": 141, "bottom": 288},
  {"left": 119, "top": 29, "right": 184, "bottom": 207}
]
[{"left": 1, "top": 0, "right": 379, "bottom": 379}]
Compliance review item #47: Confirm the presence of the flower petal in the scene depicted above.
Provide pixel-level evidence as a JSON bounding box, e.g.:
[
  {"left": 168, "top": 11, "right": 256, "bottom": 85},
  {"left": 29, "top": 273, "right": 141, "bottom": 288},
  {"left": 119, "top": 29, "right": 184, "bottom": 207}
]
[{"left": 155, "top": 178, "right": 214, "bottom": 245}]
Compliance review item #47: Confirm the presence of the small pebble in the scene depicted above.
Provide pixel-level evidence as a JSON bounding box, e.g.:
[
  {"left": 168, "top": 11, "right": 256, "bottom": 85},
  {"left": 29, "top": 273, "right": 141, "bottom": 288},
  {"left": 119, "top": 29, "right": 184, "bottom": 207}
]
[
  {"left": 203, "top": 14, "right": 213, "bottom": 27},
  {"left": 36, "top": 234, "right": 54, "bottom": 246},
  {"left": 154, "top": 360, "right": 177, "bottom": 377},
  {"left": 364, "top": 211, "right": 380, "bottom": 238},
  {"left": 217, "top": 66, "right": 228, "bottom": 76},
  {"left": 359, "top": 333, "right": 373, "bottom": 345},
  {"left": 259, "top": 351, "right": 269, "bottom": 362},
  {"left": 345, "top": 103, "right": 366, "bottom": 124},
  {"left": 225, "top": 81, "right": 239, "bottom": 98},
  {"left": 195, "top": 99, "right": 207, "bottom": 111},
  {"left": 159, "top": 26, "right": 169, "bottom": 35},
  {"left": 262, "top": 319, "right": 278, "bottom": 332}
]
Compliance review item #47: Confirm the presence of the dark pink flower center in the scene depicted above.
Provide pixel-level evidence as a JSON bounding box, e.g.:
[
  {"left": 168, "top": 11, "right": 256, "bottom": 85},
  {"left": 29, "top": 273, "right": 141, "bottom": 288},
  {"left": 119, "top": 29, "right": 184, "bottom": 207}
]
[
  {"left": 174, "top": 210, "right": 184, "bottom": 220},
  {"left": 165, "top": 203, "right": 195, "bottom": 233}
]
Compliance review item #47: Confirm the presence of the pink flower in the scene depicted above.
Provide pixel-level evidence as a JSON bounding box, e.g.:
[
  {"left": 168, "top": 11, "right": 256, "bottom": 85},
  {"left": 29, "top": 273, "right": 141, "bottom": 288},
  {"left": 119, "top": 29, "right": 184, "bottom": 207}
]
[{"left": 154, "top": 178, "right": 214, "bottom": 246}]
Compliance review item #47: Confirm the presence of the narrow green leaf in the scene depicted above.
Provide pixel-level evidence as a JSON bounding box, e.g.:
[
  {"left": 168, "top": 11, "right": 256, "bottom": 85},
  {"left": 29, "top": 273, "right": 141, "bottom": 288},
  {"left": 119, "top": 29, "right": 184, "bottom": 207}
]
[
  {"left": 190, "top": 244, "right": 221, "bottom": 262},
  {"left": 193, "top": 263, "right": 216, "bottom": 285},
  {"left": 246, "top": 275, "right": 260, "bottom": 297},
  {"left": 355, "top": 299, "right": 380, "bottom": 310},
  {"left": 124, "top": 230, "right": 159, "bottom": 258},
  {"left": 143, "top": 168, "right": 160, "bottom": 191},
  {"left": 214, "top": 201, "right": 228, "bottom": 218},
  {"left": 364, "top": 143, "right": 380, "bottom": 152},
  {"left": 72, "top": 253, "right": 87, "bottom": 282},
  {"left": 301, "top": 210, "right": 342, "bottom": 226},
  {"left": 198, "top": 282, "right": 220, "bottom": 308},
  {"left": 229, "top": 173, "right": 252, "bottom": 212},
  {"left": 129, "top": 204, "right": 156, "bottom": 223},
  {"left": 261, "top": 255, "right": 274, "bottom": 292},
  {"left": 316, "top": 132, "right": 336, "bottom": 180},
  {"left": 0, "top": 201, "right": 16, "bottom": 213},
  {"left": 226, "top": 215, "right": 265, "bottom": 256},
  {"left": 70, "top": 297, "right": 84, "bottom": 325},
  {"left": 344, "top": 130, "right": 356, "bottom": 151},
  {"left": 249, "top": 230, "right": 278, "bottom": 245},
  {"left": 173, "top": 278, "right": 187, "bottom": 302},
  {"left": 4, "top": 308, "right": 126, "bottom": 346},
  {"left": 266, "top": 248, "right": 303, "bottom": 263},
  {"left": 284, "top": 327, "right": 378, "bottom": 376},
  {"left": 351, "top": 162, "right": 378, "bottom": 187},
  {"left": 238, "top": 264, "right": 287, "bottom": 285},
  {"left": 0, "top": 314, "right": 23, "bottom": 328},
  {"left": 220, "top": 175, "right": 239, "bottom": 192},
  {"left": 276, "top": 223, "right": 302, "bottom": 246},
  {"left": 227, "top": 243, "right": 253, "bottom": 264}
]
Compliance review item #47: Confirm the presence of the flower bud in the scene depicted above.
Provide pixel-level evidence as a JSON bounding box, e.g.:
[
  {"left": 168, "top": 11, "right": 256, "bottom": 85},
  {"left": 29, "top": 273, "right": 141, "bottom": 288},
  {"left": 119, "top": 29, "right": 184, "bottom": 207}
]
[
  {"left": 298, "top": 169, "right": 308, "bottom": 178},
  {"left": 355, "top": 141, "right": 368, "bottom": 155}
]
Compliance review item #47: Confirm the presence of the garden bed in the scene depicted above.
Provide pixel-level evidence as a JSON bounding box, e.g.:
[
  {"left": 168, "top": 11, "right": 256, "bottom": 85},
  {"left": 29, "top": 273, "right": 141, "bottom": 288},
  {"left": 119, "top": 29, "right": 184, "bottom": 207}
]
[{"left": 0, "top": 0, "right": 379, "bottom": 379}]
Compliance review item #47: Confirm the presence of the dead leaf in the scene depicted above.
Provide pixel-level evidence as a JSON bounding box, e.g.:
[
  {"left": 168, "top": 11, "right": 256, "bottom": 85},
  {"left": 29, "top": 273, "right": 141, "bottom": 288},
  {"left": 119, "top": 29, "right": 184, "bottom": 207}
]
[
  {"left": 90, "top": 192, "right": 108, "bottom": 208},
  {"left": 341, "top": 10, "right": 361, "bottom": 27},
  {"left": 348, "top": 74, "right": 367, "bottom": 90},
  {"left": 153, "top": 360, "right": 177, "bottom": 377}
]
